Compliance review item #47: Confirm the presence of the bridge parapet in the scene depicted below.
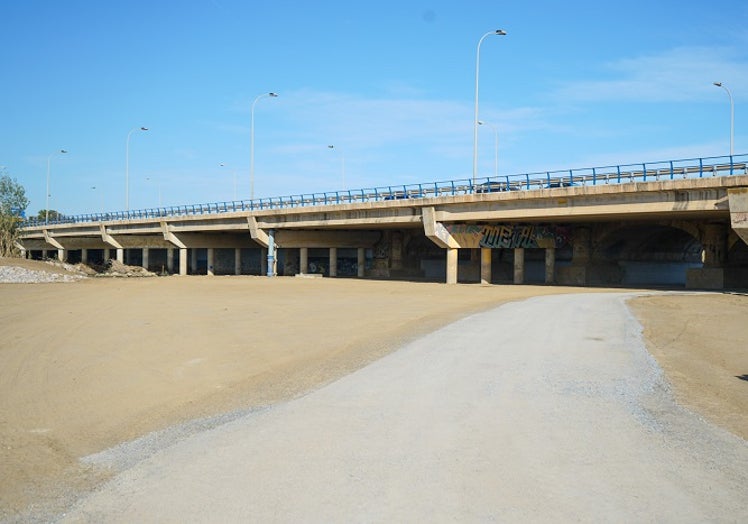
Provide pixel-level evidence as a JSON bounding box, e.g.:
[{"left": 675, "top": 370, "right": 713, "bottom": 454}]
[{"left": 19, "top": 154, "right": 748, "bottom": 228}]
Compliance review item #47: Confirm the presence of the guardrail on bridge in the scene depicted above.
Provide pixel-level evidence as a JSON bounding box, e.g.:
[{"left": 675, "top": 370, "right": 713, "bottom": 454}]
[{"left": 22, "top": 153, "right": 748, "bottom": 227}]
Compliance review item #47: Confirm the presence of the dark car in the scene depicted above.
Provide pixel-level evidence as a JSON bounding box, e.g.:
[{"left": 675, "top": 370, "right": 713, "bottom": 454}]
[
  {"left": 476, "top": 181, "right": 511, "bottom": 193},
  {"left": 545, "top": 180, "right": 577, "bottom": 188}
]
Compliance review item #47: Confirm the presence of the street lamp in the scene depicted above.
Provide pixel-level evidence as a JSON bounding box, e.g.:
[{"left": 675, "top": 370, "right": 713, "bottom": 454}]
[
  {"left": 473, "top": 29, "right": 506, "bottom": 185},
  {"left": 126, "top": 126, "right": 148, "bottom": 211},
  {"left": 478, "top": 120, "right": 499, "bottom": 178},
  {"left": 250, "top": 92, "right": 278, "bottom": 201},
  {"left": 713, "top": 82, "right": 734, "bottom": 156},
  {"left": 327, "top": 145, "right": 346, "bottom": 188},
  {"left": 45, "top": 149, "right": 67, "bottom": 224}
]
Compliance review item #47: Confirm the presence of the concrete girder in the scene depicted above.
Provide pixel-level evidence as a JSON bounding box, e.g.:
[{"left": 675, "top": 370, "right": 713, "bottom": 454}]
[
  {"left": 422, "top": 207, "right": 460, "bottom": 248},
  {"left": 161, "top": 221, "right": 187, "bottom": 249},
  {"left": 100, "top": 224, "right": 123, "bottom": 249},
  {"left": 42, "top": 229, "right": 65, "bottom": 250},
  {"left": 247, "top": 216, "right": 269, "bottom": 248},
  {"left": 728, "top": 187, "right": 748, "bottom": 246}
]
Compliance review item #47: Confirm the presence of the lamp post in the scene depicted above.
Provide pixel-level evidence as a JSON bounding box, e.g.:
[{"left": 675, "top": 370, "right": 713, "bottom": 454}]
[
  {"left": 126, "top": 126, "right": 148, "bottom": 211},
  {"left": 250, "top": 92, "right": 278, "bottom": 201},
  {"left": 46, "top": 149, "right": 67, "bottom": 224},
  {"left": 478, "top": 120, "right": 499, "bottom": 178},
  {"left": 713, "top": 82, "right": 734, "bottom": 156},
  {"left": 473, "top": 29, "right": 506, "bottom": 185},
  {"left": 327, "top": 145, "right": 346, "bottom": 188}
]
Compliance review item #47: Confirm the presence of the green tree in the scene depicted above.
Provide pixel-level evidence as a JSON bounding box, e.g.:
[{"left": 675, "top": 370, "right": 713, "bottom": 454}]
[
  {"left": 36, "top": 209, "right": 64, "bottom": 222},
  {"left": 0, "top": 171, "right": 30, "bottom": 257},
  {"left": 0, "top": 172, "right": 30, "bottom": 217}
]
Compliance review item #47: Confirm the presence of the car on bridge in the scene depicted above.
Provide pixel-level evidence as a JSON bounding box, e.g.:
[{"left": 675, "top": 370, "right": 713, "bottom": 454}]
[{"left": 476, "top": 181, "right": 514, "bottom": 193}]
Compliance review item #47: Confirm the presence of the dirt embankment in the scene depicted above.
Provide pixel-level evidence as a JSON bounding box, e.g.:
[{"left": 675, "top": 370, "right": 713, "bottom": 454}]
[{"left": 0, "top": 257, "right": 746, "bottom": 520}]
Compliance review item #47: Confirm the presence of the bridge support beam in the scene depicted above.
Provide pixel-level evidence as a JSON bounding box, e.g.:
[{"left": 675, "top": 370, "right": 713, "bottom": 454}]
[
  {"left": 728, "top": 187, "right": 748, "bottom": 245},
  {"left": 329, "top": 247, "right": 337, "bottom": 277},
  {"left": 248, "top": 216, "right": 270, "bottom": 248},
  {"left": 116, "top": 248, "right": 124, "bottom": 263},
  {"left": 179, "top": 248, "right": 188, "bottom": 276},
  {"left": 142, "top": 248, "right": 149, "bottom": 272},
  {"left": 167, "top": 248, "right": 174, "bottom": 273},
  {"left": 557, "top": 226, "right": 591, "bottom": 286},
  {"left": 686, "top": 222, "right": 729, "bottom": 289},
  {"left": 42, "top": 229, "right": 66, "bottom": 262},
  {"left": 545, "top": 247, "right": 556, "bottom": 284},
  {"left": 235, "top": 248, "right": 241, "bottom": 276},
  {"left": 446, "top": 248, "right": 458, "bottom": 284},
  {"left": 299, "top": 247, "right": 308, "bottom": 275},
  {"left": 81, "top": 248, "right": 88, "bottom": 264},
  {"left": 358, "top": 247, "right": 365, "bottom": 278},
  {"left": 480, "top": 248, "right": 491, "bottom": 285},
  {"left": 514, "top": 248, "right": 525, "bottom": 284},
  {"left": 207, "top": 248, "right": 215, "bottom": 276}
]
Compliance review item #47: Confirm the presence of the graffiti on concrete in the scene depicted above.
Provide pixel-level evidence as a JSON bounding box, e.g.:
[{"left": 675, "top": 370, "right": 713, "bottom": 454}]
[{"left": 446, "top": 224, "right": 570, "bottom": 249}]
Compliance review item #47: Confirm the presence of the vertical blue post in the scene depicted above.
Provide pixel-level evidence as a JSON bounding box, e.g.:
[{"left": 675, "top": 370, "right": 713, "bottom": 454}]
[{"left": 266, "top": 229, "right": 276, "bottom": 277}]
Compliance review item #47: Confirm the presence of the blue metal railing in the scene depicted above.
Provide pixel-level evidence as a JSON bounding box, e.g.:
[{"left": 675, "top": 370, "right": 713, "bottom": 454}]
[{"left": 22, "top": 153, "right": 748, "bottom": 227}]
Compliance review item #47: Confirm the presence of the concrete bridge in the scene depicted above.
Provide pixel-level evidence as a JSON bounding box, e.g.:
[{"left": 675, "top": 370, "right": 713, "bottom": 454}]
[{"left": 17, "top": 155, "right": 748, "bottom": 289}]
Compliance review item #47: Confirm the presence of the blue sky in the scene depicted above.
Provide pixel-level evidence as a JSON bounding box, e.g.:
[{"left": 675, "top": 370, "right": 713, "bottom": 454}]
[{"left": 1, "top": 1, "right": 747, "bottom": 216}]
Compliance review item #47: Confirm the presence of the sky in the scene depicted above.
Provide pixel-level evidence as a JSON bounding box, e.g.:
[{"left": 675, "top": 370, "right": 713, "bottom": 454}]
[{"left": 1, "top": 0, "right": 747, "bottom": 216}]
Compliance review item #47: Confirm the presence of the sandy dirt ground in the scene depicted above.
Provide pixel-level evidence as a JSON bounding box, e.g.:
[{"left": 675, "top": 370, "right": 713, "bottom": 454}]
[{"left": 0, "top": 258, "right": 746, "bottom": 520}]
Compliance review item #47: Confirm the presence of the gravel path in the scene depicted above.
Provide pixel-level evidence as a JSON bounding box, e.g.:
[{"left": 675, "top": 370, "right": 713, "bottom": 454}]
[{"left": 60, "top": 293, "right": 748, "bottom": 523}]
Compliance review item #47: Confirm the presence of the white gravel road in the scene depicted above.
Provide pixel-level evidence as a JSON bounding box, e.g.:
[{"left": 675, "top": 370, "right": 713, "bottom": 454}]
[{"left": 61, "top": 293, "right": 748, "bottom": 523}]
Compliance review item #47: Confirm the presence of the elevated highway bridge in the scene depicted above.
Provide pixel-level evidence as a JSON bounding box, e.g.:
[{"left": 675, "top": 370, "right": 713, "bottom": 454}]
[{"left": 17, "top": 155, "right": 748, "bottom": 289}]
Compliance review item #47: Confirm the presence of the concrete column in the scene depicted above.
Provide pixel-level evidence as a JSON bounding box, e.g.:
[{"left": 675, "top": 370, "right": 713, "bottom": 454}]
[
  {"left": 545, "top": 247, "right": 556, "bottom": 284},
  {"left": 207, "top": 248, "right": 215, "bottom": 276},
  {"left": 701, "top": 223, "right": 728, "bottom": 267},
  {"left": 391, "top": 232, "right": 404, "bottom": 271},
  {"left": 480, "top": 248, "right": 492, "bottom": 285},
  {"left": 57, "top": 249, "right": 66, "bottom": 262},
  {"left": 687, "top": 222, "right": 729, "bottom": 289},
  {"left": 167, "top": 248, "right": 174, "bottom": 273},
  {"left": 81, "top": 248, "right": 88, "bottom": 264},
  {"left": 116, "top": 248, "right": 124, "bottom": 263},
  {"left": 299, "top": 247, "right": 308, "bottom": 274},
  {"left": 104, "top": 248, "right": 110, "bottom": 261},
  {"left": 513, "top": 247, "right": 525, "bottom": 284},
  {"left": 234, "top": 248, "right": 241, "bottom": 275},
  {"left": 557, "top": 226, "right": 592, "bottom": 286},
  {"left": 357, "top": 247, "right": 365, "bottom": 278},
  {"left": 446, "top": 248, "right": 458, "bottom": 284},
  {"left": 569, "top": 227, "right": 591, "bottom": 265},
  {"left": 190, "top": 249, "right": 198, "bottom": 274},
  {"left": 329, "top": 247, "right": 338, "bottom": 277},
  {"left": 142, "top": 248, "right": 150, "bottom": 272},
  {"left": 179, "top": 248, "right": 188, "bottom": 276},
  {"left": 266, "top": 230, "right": 276, "bottom": 277},
  {"left": 42, "top": 249, "right": 48, "bottom": 259}
]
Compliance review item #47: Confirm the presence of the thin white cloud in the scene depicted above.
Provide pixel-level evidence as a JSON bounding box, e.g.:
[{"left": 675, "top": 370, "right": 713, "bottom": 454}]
[{"left": 553, "top": 45, "right": 748, "bottom": 103}]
